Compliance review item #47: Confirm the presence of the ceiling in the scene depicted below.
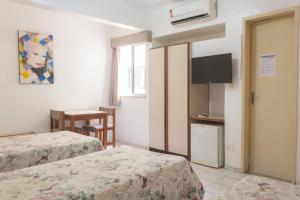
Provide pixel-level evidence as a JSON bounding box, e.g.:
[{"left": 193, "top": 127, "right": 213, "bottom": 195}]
[{"left": 120, "top": 0, "right": 186, "bottom": 9}]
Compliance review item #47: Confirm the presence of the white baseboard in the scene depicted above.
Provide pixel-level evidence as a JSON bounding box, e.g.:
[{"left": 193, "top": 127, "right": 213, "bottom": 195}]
[
  {"left": 116, "top": 140, "right": 149, "bottom": 150},
  {"left": 224, "top": 165, "right": 243, "bottom": 173}
]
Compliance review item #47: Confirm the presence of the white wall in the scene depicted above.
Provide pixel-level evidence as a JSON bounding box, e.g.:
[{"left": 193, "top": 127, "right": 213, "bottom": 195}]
[
  {"left": 0, "top": 0, "right": 131, "bottom": 135},
  {"left": 152, "top": 0, "right": 300, "bottom": 170},
  {"left": 152, "top": 0, "right": 300, "bottom": 37},
  {"left": 208, "top": 84, "right": 225, "bottom": 115},
  {"left": 116, "top": 97, "right": 149, "bottom": 147}
]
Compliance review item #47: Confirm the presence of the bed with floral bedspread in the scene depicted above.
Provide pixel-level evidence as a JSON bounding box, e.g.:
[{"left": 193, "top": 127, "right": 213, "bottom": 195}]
[
  {"left": 0, "top": 146, "right": 204, "bottom": 200},
  {"left": 212, "top": 175, "right": 300, "bottom": 200},
  {"left": 0, "top": 131, "right": 101, "bottom": 172}
]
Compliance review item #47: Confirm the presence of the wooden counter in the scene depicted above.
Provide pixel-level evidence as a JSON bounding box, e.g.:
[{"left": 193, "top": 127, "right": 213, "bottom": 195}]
[{"left": 189, "top": 114, "right": 224, "bottom": 124}]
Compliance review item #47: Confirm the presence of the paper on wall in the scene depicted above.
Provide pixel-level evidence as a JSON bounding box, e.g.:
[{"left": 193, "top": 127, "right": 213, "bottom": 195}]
[{"left": 259, "top": 54, "right": 276, "bottom": 77}]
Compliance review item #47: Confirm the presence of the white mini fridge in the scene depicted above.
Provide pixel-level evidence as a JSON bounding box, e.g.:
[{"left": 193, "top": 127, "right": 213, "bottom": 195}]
[{"left": 191, "top": 123, "right": 224, "bottom": 168}]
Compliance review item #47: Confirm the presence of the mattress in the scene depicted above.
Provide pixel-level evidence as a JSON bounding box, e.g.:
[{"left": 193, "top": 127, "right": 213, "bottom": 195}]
[
  {"left": 0, "top": 146, "right": 204, "bottom": 200},
  {"left": 0, "top": 131, "right": 101, "bottom": 172},
  {"left": 212, "top": 176, "right": 300, "bottom": 200}
]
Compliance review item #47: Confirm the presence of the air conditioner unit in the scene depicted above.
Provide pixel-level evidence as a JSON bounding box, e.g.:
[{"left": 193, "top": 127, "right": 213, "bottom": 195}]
[{"left": 170, "top": 0, "right": 217, "bottom": 25}]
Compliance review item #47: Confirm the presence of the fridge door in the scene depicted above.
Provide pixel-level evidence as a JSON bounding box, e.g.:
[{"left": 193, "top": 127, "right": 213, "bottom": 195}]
[{"left": 191, "top": 124, "right": 222, "bottom": 168}]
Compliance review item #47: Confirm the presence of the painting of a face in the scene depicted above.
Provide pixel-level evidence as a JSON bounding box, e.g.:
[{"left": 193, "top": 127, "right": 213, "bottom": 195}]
[
  {"left": 19, "top": 31, "right": 54, "bottom": 84},
  {"left": 27, "top": 46, "right": 47, "bottom": 69}
]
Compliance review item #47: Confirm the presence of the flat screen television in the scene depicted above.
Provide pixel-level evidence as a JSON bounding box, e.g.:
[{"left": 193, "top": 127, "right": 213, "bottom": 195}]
[{"left": 192, "top": 53, "right": 232, "bottom": 84}]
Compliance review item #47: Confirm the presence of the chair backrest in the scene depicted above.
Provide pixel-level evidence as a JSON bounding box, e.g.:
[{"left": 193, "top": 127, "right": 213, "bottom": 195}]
[
  {"left": 99, "top": 107, "right": 116, "bottom": 126},
  {"left": 50, "top": 110, "right": 65, "bottom": 132}
]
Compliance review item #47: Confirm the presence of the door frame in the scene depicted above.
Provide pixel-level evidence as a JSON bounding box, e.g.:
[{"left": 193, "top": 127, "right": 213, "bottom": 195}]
[{"left": 241, "top": 7, "right": 300, "bottom": 173}]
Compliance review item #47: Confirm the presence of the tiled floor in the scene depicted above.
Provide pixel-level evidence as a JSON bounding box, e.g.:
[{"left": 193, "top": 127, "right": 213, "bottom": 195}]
[{"left": 190, "top": 163, "right": 249, "bottom": 200}]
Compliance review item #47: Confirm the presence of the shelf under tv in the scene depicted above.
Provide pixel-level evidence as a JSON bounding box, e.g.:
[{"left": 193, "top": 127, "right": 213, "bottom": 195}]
[{"left": 189, "top": 114, "right": 224, "bottom": 124}]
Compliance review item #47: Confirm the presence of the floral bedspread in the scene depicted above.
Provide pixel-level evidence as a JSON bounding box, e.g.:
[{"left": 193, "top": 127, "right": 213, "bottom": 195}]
[
  {"left": 0, "top": 131, "right": 102, "bottom": 172},
  {"left": 212, "top": 175, "right": 300, "bottom": 200},
  {"left": 0, "top": 146, "right": 204, "bottom": 200}
]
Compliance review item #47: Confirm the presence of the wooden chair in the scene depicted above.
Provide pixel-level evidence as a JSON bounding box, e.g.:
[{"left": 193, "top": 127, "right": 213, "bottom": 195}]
[
  {"left": 50, "top": 110, "right": 82, "bottom": 133},
  {"left": 82, "top": 107, "right": 116, "bottom": 149},
  {"left": 50, "top": 110, "right": 65, "bottom": 132}
]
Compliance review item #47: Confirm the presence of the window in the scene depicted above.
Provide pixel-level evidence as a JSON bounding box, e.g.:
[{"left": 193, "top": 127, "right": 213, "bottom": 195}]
[{"left": 118, "top": 44, "right": 146, "bottom": 97}]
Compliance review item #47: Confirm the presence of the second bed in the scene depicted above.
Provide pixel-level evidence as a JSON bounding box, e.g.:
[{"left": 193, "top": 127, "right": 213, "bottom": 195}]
[{"left": 0, "top": 131, "right": 101, "bottom": 172}]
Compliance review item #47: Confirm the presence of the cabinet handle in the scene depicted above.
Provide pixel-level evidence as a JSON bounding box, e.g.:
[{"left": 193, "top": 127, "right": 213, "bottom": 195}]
[{"left": 251, "top": 92, "right": 255, "bottom": 105}]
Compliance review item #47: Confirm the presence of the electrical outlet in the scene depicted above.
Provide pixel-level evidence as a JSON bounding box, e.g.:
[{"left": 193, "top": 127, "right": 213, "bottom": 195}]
[
  {"left": 226, "top": 145, "right": 235, "bottom": 152},
  {"left": 226, "top": 146, "right": 230, "bottom": 151}
]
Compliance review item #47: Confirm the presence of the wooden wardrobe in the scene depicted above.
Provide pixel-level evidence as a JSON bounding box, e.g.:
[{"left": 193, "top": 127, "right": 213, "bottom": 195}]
[{"left": 149, "top": 43, "right": 190, "bottom": 158}]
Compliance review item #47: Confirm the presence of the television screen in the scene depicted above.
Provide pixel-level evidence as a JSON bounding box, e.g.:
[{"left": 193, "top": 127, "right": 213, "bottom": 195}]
[{"left": 192, "top": 53, "right": 232, "bottom": 84}]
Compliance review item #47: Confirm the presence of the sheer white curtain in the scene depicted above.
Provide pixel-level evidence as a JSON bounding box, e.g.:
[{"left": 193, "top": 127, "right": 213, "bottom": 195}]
[{"left": 109, "top": 48, "right": 121, "bottom": 106}]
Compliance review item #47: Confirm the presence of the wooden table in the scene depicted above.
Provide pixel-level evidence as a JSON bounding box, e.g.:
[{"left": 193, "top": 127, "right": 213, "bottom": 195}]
[{"left": 64, "top": 110, "right": 108, "bottom": 140}]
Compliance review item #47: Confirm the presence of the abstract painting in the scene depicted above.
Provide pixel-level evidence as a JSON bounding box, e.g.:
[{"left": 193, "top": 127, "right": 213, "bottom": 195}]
[{"left": 18, "top": 31, "right": 54, "bottom": 84}]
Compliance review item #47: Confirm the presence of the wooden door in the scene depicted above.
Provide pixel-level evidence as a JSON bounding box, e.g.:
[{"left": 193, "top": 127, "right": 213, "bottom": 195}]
[
  {"left": 149, "top": 48, "right": 166, "bottom": 151},
  {"left": 249, "top": 14, "right": 297, "bottom": 182},
  {"left": 168, "top": 43, "right": 189, "bottom": 156}
]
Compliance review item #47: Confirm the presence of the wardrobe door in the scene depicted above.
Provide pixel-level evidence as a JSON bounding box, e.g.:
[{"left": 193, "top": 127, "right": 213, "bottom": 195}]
[
  {"left": 167, "top": 44, "right": 188, "bottom": 156},
  {"left": 149, "top": 47, "right": 165, "bottom": 151}
]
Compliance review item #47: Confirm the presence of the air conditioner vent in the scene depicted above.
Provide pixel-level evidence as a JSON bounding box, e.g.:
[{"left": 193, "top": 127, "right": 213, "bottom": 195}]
[{"left": 170, "top": 0, "right": 217, "bottom": 25}]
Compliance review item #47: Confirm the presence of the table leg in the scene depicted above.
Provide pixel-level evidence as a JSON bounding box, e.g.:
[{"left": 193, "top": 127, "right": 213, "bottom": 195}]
[
  {"left": 85, "top": 120, "right": 90, "bottom": 125},
  {"left": 103, "top": 131, "right": 107, "bottom": 149},
  {"left": 70, "top": 119, "right": 75, "bottom": 132},
  {"left": 103, "top": 114, "right": 108, "bottom": 149}
]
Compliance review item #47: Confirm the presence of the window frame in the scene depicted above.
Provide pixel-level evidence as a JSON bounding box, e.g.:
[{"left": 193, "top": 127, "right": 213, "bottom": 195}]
[{"left": 119, "top": 43, "right": 148, "bottom": 98}]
